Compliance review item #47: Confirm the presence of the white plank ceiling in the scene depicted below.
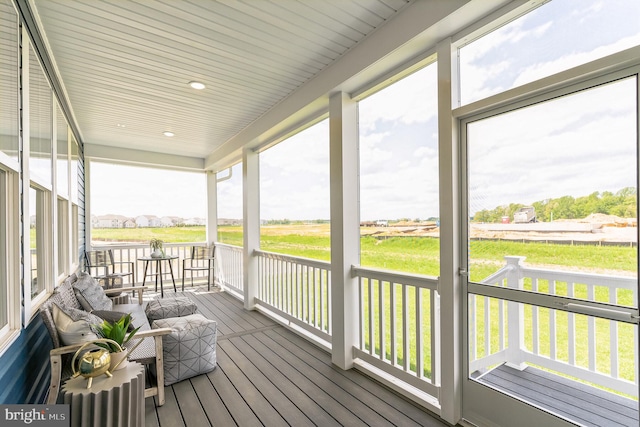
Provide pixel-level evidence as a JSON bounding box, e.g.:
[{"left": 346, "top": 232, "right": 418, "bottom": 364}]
[{"left": 29, "top": 0, "right": 412, "bottom": 160}]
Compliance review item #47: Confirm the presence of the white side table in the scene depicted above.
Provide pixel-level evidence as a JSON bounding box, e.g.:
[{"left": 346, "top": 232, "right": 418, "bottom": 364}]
[{"left": 62, "top": 362, "right": 145, "bottom": 427}]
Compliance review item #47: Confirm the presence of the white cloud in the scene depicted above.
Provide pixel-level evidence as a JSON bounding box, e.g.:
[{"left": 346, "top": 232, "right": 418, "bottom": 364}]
[{"left": 513, "top": 33, "right": 640, "bottom": 87}]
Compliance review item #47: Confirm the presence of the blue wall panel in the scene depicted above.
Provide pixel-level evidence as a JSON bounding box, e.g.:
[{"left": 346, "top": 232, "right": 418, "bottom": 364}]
[{"left": 0, "top": 315, "right": 53, "bottom": 404}]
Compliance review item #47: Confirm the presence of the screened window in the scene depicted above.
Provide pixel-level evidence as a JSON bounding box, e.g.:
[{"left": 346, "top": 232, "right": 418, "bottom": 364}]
[
  {"left": 72, "top": 203, "right": 79, "bottom": 268},
  {"left": 259, "top": 120, "right": 330, "bottom": 259},
  {"left": 57, "top": 197, "right": 68, "bottom": 278},
  {"left": 30, "top": 185, "right": 51, "bottom": 299},
  {"left": 358, "top": 63, "right": 439, "bottom": 274},
  {"left": 467, "top": 76, "right": 637, "bottom": 298},
  {"left": 459, "top": 0, "right": 640, "bottom": 105},
  {"left": 216, "top": 163, "right": 243, "bottom": 246},
  {"left": 29, "top": 45, "right": 52, "bottom": 186},
  {"left": 0, "top": 0, "right": 18, "bottom": 163},
  {"left": 0, "top": 170, "right": 8, "bottom": 330},
  {"left": 56, "top": 105, "right": 69, "bottom": 198},
  {"left": 89, "top": 163, "right": 206, "bottom": 244},
  {"left": 70, "top": 136, "right": 79, "bottom": 204}
]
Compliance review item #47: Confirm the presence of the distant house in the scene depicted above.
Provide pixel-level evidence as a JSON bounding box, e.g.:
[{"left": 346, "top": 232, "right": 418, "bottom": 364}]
[
  {"left": 96, "top": 214, "right": 130, "bottom": 228},
  {"left": 123, "top": 219, "right": 136, "bottom": 228},
  {"left": 218, "top": 218, "right": 242, "bottom": 226},
  {"left": 160, "top": 216, "right": 174, "bottom": 227},
  {"left": 135, "top": 215, "right": 161, "bottom": 227},
  {"left": 135, "top": 215, "right": 149, "bottom": 227},
  {"left": 184, "top": 217, "right": 206, "bottom": 226}
]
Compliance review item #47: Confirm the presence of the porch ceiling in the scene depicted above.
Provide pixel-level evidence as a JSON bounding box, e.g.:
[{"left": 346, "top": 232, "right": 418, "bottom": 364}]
[{"left": 26, "top": 0, "right": 413, "bottom": 160}]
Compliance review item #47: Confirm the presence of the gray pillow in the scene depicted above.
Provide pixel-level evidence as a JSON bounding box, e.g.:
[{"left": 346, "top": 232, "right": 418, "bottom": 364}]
[{"left": 73, "top": 272, "right": 113, "bottom": 311}]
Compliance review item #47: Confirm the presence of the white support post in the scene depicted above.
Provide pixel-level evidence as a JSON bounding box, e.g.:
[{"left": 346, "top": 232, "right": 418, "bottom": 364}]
[
  {"left": 505, "top": 256, "right": 526, "bottom": 370},
  {"left": 329, "top": 91, "right": 359, "bottom": 370},
  {"left": 437, "top": 37, "right": 461, "bottom": 425},
  {"left": 206, "top": 171, "right": 218, "bottom": 245},
  {"left": 243, "top": 147, "right": 260, "bottom": 310}
]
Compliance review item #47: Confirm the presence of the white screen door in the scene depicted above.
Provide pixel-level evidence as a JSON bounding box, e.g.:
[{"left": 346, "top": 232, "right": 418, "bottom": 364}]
[{"left": 461, "top": 73, "right": 639, "bottom": 427}]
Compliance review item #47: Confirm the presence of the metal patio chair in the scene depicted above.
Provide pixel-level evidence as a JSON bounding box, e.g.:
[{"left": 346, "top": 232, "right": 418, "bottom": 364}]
[{"left": 182, "top": 245, "right": 215, "bottom": 291}]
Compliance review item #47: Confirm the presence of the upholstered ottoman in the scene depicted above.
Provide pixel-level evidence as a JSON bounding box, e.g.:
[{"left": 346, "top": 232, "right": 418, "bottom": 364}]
[
  {"left": 152, "top": 314, "right": 217, "bottom": 385},
  {"left": 145, "top": 296, "right": 197, "bottom": 322}
]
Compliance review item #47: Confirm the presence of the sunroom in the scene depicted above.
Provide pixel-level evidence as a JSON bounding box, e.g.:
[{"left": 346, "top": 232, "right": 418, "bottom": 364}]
[{"left": 1, "top": 1, "right": 639, "bottom": 426}]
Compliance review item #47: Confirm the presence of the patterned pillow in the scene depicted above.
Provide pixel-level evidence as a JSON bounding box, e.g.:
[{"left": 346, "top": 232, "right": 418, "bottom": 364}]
[
  {"left": 52, "top": 303, "right": 101, "bottom": 346},
  {"left": 73, "top": 272, "right": 113, "bottom": 311},
  {"left": 55, "top": 274, "right": 82, "bottom": 310},
  {"left": 145, "top": 297, "right": 197, "bottom": 322}
]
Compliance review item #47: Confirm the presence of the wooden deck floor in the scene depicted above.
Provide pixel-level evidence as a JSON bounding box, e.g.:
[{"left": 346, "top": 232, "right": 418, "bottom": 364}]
[
  {"left": 475, "top": 364, "right": 639, "bottom": 427},
  {"left": 142, "top": 285, "right": 451, "bottom": 427}
]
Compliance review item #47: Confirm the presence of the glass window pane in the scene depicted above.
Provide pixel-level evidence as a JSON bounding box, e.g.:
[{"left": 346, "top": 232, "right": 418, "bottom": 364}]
[
  {"left": 56, "top": 106, "right": 68, "bottom": 198},
  {"left": 0, "top": 0, "right": 19, "bottom": 161},
  {"left": 29, "top": 45, "right": 52, "bottom": 185},
  {"left": 358, "top": 63, "right": 439, "bottom": 275},
  {"left": 467, "top": 77, "right": 637, "bottom": 306},
  {"left": 460, "top": 0, "right": 640, "bottom": 105}
]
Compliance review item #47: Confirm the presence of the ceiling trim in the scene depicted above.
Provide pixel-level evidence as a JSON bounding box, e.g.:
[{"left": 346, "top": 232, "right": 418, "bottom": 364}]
[{"left": 85, "top": 144, "right": 204, "bottom": 171}]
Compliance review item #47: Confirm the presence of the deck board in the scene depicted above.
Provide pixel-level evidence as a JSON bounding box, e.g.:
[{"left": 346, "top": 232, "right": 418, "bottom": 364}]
[
  {"left": 476, "top": 364, "right": 638, "bottom": 427},
  {"left": 144, "top": 286, "right": 451, "bottom": 427}
]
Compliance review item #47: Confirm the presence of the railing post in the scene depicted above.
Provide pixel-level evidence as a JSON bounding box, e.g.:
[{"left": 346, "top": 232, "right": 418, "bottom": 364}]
[{"left": 505, "top": 256, "right": 526, "bottom": 370}]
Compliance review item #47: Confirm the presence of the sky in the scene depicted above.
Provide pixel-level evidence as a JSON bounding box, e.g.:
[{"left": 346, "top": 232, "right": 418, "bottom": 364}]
[{"left": 92, "top": 0, "right": 640, "bottom": 221}]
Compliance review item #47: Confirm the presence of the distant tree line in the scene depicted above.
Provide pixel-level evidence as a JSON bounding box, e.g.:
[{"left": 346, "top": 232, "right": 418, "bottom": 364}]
[{"left": 473, "top": 187, "right": 637, "bottom": 223}]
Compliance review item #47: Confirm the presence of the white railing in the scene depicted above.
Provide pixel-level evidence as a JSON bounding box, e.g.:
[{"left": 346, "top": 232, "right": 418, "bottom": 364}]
[
  {"left": 353, "top": 266, "right": 440, "bottom": 397},
  {"left": 214, "top": 243, "right": 244, "bottom": 295},
  {"left": 255, "top": 250, "right": 331, "bottom": 342},
  {"left": 470, "top": 256, "right": 638, "bottom": 397}
]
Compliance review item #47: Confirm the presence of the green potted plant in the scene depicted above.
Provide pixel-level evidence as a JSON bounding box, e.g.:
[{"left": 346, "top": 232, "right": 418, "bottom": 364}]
[
  {"left": 94, "top": 313, "right": 140, "bottom": 370},
  {"left": 149, "top": 238, "right": 164, "bottom": 258}
]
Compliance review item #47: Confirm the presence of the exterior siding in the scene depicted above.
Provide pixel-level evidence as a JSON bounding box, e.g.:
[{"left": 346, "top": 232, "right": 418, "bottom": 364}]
[{"left": 0, "top": 317, "right": 52, "bottom": 403}]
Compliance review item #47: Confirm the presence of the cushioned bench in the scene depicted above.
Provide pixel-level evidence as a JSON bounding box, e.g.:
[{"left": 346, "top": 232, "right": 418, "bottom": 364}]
[{"left": 40, "top": 272, "right": 172, "bottom": 405}]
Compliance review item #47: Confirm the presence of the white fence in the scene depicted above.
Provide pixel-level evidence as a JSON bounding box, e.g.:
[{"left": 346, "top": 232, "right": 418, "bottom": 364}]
[
  {"left": 352, "top": 266, "right": 440, "bottom": 397},
  {"left": 470, "top": 256, "right": 638, "bottom": 397},
  {"left": 255, "top": 250, "right": 331, "bottom": 342}
]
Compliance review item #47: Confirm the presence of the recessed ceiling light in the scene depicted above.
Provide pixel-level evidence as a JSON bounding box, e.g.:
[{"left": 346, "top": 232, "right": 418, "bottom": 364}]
[
  {"left": 163, "top": 131, "right": 175, "bottom": 137},
  {"left": 117, "top": 123, "right": 126, "bottom": 128},
  {"left": 188, "top": 81, "right": 206, "bottom": 90}
]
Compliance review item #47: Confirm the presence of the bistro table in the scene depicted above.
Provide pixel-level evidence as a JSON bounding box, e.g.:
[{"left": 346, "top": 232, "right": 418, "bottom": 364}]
[{"left": 138, "top": 255, "right": 178, "bottom": 297}]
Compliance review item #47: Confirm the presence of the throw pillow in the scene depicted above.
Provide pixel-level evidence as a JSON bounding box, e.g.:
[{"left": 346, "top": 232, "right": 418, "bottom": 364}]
[
  {"left": 52, "top": 303, "right": 101, "bottom": 346},
  {"left": 73, "top": 272, "right": 113, "bottom": 311}
]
